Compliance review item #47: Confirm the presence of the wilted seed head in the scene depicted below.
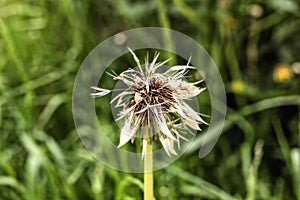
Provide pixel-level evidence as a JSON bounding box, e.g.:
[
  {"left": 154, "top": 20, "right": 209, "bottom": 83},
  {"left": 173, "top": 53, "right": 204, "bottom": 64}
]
[{"left": 91, "top": 48, "right": 207, "bottom": 158}]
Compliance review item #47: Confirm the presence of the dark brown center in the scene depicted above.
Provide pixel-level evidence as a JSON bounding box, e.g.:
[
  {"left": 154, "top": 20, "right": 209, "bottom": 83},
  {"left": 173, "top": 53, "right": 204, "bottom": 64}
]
[{"left": 129, "top": 78, "right": 174, "bottom": 116}]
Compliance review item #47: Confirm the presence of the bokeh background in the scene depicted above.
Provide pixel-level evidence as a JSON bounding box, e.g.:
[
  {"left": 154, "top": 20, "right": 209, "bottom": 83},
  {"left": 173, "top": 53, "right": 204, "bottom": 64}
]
[{"left": 1, "top": 0, "right": 300, "bottom": 199}]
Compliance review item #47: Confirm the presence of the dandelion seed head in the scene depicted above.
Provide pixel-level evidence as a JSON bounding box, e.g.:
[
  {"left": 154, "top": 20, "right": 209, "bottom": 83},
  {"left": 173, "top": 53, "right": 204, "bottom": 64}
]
[{"left": 91, "top": 48, "right": 207, "bottom": 158}]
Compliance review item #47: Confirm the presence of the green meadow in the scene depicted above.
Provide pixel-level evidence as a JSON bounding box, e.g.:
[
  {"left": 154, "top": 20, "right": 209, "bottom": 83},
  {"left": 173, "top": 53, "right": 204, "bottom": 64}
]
[{"left": 0, "top": 0, "right": 299, "bottom": 199}]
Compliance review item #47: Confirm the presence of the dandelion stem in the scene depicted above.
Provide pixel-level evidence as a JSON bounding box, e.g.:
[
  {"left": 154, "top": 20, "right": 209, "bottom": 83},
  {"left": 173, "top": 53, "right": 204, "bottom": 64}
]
[{"left": 144, "top": 141, "right": 153, "bottom": 200}]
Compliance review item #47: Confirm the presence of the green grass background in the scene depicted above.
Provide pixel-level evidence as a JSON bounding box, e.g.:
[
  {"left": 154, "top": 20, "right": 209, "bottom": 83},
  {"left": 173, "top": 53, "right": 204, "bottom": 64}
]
[{"left": 0, "top": 0, "right": 300, "bottom": 199}]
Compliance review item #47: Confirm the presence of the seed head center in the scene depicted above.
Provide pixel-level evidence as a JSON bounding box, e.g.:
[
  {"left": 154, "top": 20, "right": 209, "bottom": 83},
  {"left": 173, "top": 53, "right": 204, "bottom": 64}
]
[{"left": 133, "top": 78, "right": 174, "bottom": 113}]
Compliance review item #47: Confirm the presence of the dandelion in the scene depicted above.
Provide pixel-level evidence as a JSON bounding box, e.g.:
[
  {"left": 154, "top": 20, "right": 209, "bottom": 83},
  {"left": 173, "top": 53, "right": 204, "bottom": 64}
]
[
  {"left": 273, "top": 63, "right": 293, "bottom": 83},
  {"left": 91, "top": 48, "right": 207, "bottom": 158}
]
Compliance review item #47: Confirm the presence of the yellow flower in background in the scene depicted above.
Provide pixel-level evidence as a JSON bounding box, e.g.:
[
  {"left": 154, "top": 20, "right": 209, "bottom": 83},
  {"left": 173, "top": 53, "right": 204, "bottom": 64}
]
[
  {"left": 273, "top": 63, "right": 293, "bottom": 83},
  {"left": 231, "top": 80, "right": 244, "bottom": 94}
]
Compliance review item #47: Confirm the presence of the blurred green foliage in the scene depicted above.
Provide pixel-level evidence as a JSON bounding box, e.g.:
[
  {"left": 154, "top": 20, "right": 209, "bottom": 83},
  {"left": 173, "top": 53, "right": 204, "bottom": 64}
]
[{"left": 0, "top": 0, "right": 300, "bottom": 199}]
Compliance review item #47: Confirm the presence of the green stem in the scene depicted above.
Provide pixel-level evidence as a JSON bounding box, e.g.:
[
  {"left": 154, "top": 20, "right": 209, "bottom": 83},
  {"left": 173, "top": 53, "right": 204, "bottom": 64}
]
[{"left": 144, "top": 142, "right": 153, "bottom": 200}]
